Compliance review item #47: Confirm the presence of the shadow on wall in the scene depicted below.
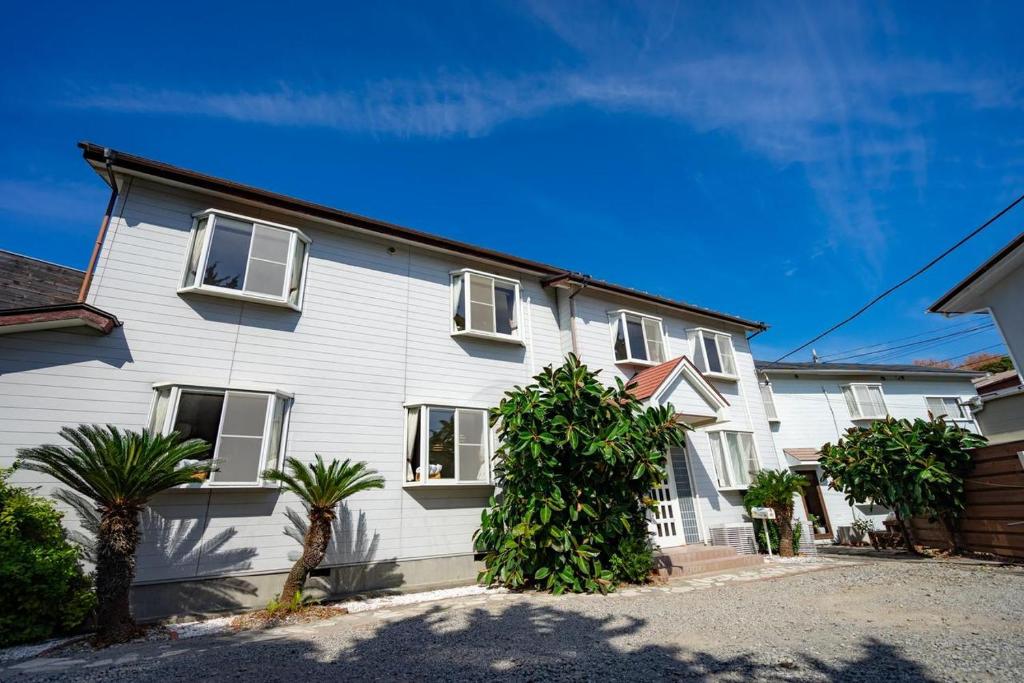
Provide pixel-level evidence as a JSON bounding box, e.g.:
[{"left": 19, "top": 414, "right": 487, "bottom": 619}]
[
  {"left": 56, "top": 489, "right": 259, "bottom": 616},
  {"left": 284, "top": 503, "right": 403, "bottom": 596},
  {"left": 162, "top": 603, "right": 940, "bottom": 681},
  {"left": 0, "top": 326, "right": 134, "bottom": 373}
]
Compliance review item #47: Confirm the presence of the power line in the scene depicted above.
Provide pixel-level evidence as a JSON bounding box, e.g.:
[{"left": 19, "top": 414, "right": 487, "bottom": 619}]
[
  {"left": 773, "top": 192, "right": 1024, "bottom": 363},
  {"left": 817, "top": 317, "right": 988, "bottom": 360},
  {"left": 933, "top": 343, "right": 1006, "bottom": 367},
  {"left": 864, "top": 327, "right": 996, "bottom": 364},
  {"left": 826, "top": 323, "right": 995, "bottom": 363}
]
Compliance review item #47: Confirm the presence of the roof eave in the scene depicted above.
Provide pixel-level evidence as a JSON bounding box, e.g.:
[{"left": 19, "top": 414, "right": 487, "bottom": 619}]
[
  {"left": 79, "top": 142, "right": 769, "bottom": 332},
  {"left": 928, "top": 232, "right": 1024, "bottom": 314}
]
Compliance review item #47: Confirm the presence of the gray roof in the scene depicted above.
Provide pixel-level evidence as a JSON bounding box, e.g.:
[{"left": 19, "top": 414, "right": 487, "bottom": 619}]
[
  {"left": 755, "top": 360, "right": 984, "bottom": 377},
  {"left": 0, "top": 250, "right": 84, "bottom": 311}
]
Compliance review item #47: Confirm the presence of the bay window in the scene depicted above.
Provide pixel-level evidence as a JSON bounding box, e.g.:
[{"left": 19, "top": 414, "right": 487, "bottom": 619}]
[
  {"left": 149, "top": 383, "right": 290, "bottom": 487},
  {"left": 181, "top": 209, "right": 310, "bottom": 310},
  {"left": 610, "top": 310, "right": 666, "bottom": 364},
  {"left": 691, "top": 328, "right": 738, "bottom": 379},
  {"left": 405, "top": 405, "right": 491, "bottom": 485},
  {"left": 842, "top": 384, "right": 887, "bottom": 419},
  {"left": 925, "top": 396, "right": 969, "bottom": 422},
  {"left": 451, "top": 269, "right": 520, "bottom": 342},
  {"left": 707, "top": 431, "right": 760, "bottom": 489}
]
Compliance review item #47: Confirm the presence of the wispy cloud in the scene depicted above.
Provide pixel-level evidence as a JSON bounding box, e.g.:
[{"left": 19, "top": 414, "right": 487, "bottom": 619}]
[{"left": 63, "top": 2, "right": 1022, "bottom": 278}]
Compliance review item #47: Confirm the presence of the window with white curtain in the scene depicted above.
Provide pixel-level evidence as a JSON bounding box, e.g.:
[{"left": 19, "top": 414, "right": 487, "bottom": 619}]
[
  {"left": 692, "top": 329, "right": 738, "bottom": 378},
  {"left": 405, "top": 406, "right": 490, "bottom": 484},
  {"left": 181, "top": 210, "right": 310, "bottom": 310},
  {"left": 842, "top": 384, "right": 888, "bottom": 419},
  {"left": 451, "top": 270, "right": 520, "bottom": 341},
  {"left": 925, "top": 396, "right": 968, "bottom": 421},
  {"left": 149, "top": 384, "right": 290, "bottom": 487},
  {"left": 610, "top": 310, "right": 667, "bottom": 364},
  {"left": 707, "top": 431, "right": 760, "bottom": 489}
]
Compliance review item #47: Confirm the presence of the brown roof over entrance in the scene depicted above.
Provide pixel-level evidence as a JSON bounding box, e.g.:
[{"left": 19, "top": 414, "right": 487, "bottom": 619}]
[
  {"left": 627, "top": 358, "right": 686, "bottom": 401},
  {"left": 783, "top": 448, "right": 822, "bottom": 463}
]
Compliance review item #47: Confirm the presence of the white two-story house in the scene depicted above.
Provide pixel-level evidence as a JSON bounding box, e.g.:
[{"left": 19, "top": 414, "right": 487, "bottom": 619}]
[
  {"left": 0, "top": 143, "right": 776, "bottom": 617},
  {"left": 755, "top": 361, "right": 981, "bottom": 542}
]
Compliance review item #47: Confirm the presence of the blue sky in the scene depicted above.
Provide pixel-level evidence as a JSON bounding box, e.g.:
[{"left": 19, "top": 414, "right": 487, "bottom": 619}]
[{"left": 1, "top": 1, "right": 1022, "bottom": 364}]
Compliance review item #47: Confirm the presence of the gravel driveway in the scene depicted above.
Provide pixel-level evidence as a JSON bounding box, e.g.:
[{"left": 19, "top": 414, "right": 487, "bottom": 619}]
[{"left": 4, "top": 557, "right": 1022, "bottom": 682}]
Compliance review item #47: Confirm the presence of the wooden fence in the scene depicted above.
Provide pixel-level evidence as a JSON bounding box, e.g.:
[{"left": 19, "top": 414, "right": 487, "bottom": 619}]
[{"left": 911, "top": 440, "right": 1024, "bottom": 559}]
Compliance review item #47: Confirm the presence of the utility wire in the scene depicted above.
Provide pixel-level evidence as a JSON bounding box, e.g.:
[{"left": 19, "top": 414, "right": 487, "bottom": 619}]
[
  {"left": 773, "top": 192, "right": 1024, "bottom": 363},
  {"left": 863, "top": 328, "right": 995, "bottom": 364},
  {"left": 817, "top": 317, "right": 987, "bottom": 360},
  {"left": 826, "top": 323, "right": 995, "bottom": 363}
]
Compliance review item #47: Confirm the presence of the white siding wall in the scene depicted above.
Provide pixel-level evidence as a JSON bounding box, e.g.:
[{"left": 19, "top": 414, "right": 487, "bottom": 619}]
[
  {"left": 764, "top": 372, "right": 980, "bottom": 532},
  {"left": 0, "top": 174, "right": 773, "bottom": 585},
  {"left": 0, "top": 177, "right": 564, "bottom": 582},
  {"left": 984, "top": 265, "right": 1024, "bottom": 375}
]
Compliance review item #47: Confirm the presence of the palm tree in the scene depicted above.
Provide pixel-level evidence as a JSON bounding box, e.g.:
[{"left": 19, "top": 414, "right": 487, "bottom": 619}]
[
  {"left": 264, "top": 455, "right": 384, "bottom": 604},
  {"left": 17, "top": 425, "right": 212, "bottom": 644},
  {"left": 743, "top": 470, "right": 808, "bottom": 557}
]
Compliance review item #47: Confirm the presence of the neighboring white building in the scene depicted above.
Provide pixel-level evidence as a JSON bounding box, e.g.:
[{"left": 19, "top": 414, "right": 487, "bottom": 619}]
[
  {"left": 755, "top": 361, "right": 982, "bottom": 541},
  {"left": 0, "top": 143, "right": 777, "bottom": 616},
  {"left": 929, "top": 233, "right": 1024, "bottom": 444}
]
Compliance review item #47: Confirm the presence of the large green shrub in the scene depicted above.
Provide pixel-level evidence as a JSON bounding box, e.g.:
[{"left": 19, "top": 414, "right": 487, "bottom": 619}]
[
  {"left": 474, "top": 355, "right": 688, "bottom": 594},
  {"left": 820, "top": 417, "right": 986, "bottom": 553},
  {"left": 0, "top": 468, "right": 95, "bottom": 645}
]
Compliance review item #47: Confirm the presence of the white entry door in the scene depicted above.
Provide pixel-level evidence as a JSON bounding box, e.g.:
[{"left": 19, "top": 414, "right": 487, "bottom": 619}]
[{"left": 648, "top": 455, "right": 687, "bottom": 548}]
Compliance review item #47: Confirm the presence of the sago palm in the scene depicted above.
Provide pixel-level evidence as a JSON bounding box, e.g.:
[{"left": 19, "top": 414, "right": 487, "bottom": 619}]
[
  {"left": 16, "top": 425, "right": 212, "bottom": 644},
  {"left": 743, "top": 470, "right": 808, "bottom": 557},
  {"left": 264, "top": 455, "right": 384, "bottom": 603}
]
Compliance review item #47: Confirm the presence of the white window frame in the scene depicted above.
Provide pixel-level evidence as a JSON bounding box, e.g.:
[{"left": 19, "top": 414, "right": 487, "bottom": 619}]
[
  {"left": 706, "top": 430, "right": 761, "bottom": 490},
  {"left": 690, "top": 328, "right": 739, "bottom": 380},
  {"left": 148, "top": 382, "right": 292, "bottom": 489},
  {"left": 925, "top": 396, "right": 970, "bottom": 422},
  {"left": 179, "top": 209, "right": 311, "bottom": 311},
  {"left": 759, "top": 378, "right": 780, "bottom": 423},
  {"left": 403, "top": 404, "right": 493, "bottom": 487},
  {"left": 609, "top": 309, "right": 669, "bottom": 366},
  {"left": 450, "top": 269, "right": 523, "bottom": 344},
  {"left": 842, "top": 383, "right": 888, "bottom": 420}
]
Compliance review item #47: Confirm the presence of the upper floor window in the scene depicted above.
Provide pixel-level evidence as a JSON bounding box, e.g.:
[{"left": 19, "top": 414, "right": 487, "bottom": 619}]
[
  {"left": 181, "top": 210, "right": 310, "bottom": 310},
  {"left": 692, "top": 328, "right": 737, "bottom": 379},
  {"left": 610, "top": 310, "right": 666, "bottom": 365},
  {"left": 759, "top": 379, "right": 779, "bottom": 422},
  {"left": 404, "top": 405, "right": 491, "bottom": 485},
  {"left": 925, "top": 396, "right": 969, "bottom": 422},
  {"left": 451, "top": 270, "right": 521, "bottom": 343},
  {"left": 149, "top": 383, "right": 291, "bottom": 487},
  {"left": 708, "top": 430, "right": 760, "bottom": 489},
  {"left": 842, "top": 383, "right": 887, "bottom": 419}
]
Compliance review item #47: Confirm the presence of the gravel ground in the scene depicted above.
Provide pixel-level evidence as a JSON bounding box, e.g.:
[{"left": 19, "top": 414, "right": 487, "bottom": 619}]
[{"left": 3, "top": 558, "right": 1022, "bottom": 682}]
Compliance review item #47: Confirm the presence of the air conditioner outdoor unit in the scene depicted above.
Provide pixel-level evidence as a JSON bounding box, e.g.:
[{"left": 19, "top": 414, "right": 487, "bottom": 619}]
[{"left": 709, "top": 522, "right": 757, "bottom": 555}]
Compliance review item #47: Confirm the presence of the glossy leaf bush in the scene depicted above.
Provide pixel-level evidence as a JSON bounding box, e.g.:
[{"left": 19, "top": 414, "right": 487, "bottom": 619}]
[
  {"left": 474, "top": 354, "right": 688, "bottom": 594},
  {"left": 820, "top": 416, "right": 986, "bottom": 552}
]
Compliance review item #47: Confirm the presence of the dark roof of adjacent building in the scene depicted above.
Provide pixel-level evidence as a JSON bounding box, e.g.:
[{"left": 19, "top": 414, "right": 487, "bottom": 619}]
[
  {"left": 929, "top": 232, "right": 1024, "bottom": 313},
  {"left": 974, "top": 369, "right": 1022, "bottom": 394},
  {"left": 0, "top": 250, "right": 84, "bottom": 310},
  {"left": 755, "top": 360, "right": 985, "bottom": 378},
  {"left": 78, "top": 142, "right": 768, "bottom": 332},
  {"left": 0, "top": 250, "right": 120, "bottom": 335}
]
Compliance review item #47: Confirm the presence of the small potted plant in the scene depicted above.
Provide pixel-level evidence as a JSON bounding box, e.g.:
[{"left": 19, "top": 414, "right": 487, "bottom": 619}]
[{"left": 850, "top": 518, "right": 874, "bottom": 547}]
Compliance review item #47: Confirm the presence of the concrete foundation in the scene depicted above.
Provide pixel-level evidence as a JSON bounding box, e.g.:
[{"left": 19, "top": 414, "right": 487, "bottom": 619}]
[{"left": 131, "top": 554, "right": 482, "bottom": 621}]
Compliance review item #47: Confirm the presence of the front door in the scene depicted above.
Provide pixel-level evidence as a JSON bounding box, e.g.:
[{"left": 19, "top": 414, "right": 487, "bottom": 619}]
[
  {"left": 648, "top": 454, "right": 687, "bottom": 548},
  {"left": 797, "top": 469, "right": 832, "bottom": 539}
]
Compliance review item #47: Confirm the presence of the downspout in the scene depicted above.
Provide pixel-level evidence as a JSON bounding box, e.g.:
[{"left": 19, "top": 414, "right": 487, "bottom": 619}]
[
  {"left": 567, "top": 280, "right": 589, "bottom": 357},
  {"left": 77, "top": 148, "right": 119, "bottom": 302}
]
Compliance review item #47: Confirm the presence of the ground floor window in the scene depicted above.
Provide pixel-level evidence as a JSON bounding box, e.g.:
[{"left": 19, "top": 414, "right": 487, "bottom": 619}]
[
  {"left": 405, "top": 405, "right": 490, "bottom": 484},
  {"left": 707, "top": 430, "right": 759, "bottom": 489},
  {"left": 149, "top": 383, "right": 290, "bottom": 486}
]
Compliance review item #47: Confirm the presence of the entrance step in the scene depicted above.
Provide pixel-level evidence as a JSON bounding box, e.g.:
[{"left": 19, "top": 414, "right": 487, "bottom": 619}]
[{"left": 653, "top": 545, "right": 765, "bottom": 578}]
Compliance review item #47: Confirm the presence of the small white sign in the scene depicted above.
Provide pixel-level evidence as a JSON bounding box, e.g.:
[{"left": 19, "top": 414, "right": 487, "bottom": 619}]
[{"left": 751, "top": 507, "right": 776, "bottom": 520}]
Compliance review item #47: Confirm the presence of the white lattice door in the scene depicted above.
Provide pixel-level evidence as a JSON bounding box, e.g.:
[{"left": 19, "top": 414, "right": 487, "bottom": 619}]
[{"left": 647, "top": 457, "right": 686, "bottom": 548}]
